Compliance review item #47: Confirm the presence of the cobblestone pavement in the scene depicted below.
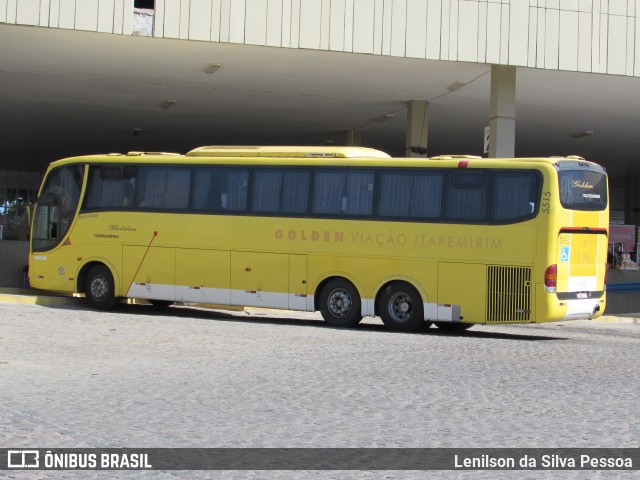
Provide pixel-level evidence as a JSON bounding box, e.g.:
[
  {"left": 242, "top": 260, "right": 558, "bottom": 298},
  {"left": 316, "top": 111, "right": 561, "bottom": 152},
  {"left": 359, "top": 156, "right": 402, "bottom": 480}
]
[{"left": 1, "top": 301, "right": 638, "bottom": 479}]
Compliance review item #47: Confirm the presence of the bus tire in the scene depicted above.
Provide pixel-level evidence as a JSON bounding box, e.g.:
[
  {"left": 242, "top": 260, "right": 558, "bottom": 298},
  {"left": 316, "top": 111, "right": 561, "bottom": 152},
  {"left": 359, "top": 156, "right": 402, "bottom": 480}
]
[
  {"left": 84, "top": 264, "right": 119, "bottom": 310},
  {"left": 319, "top": 278, "right": 362, "bottom": 328},
  {"left": 434, "top": 322, "right": 474, "bottom": 332},
  {"left": 379, "top": 282, "right": 425, "bottom": 332}
]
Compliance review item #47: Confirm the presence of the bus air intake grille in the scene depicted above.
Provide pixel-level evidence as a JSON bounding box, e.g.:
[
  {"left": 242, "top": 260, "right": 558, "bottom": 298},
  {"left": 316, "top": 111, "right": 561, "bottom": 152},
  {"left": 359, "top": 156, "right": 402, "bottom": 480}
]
[{"left": 486, "top": 266, "right": 532, "bottom": 323}]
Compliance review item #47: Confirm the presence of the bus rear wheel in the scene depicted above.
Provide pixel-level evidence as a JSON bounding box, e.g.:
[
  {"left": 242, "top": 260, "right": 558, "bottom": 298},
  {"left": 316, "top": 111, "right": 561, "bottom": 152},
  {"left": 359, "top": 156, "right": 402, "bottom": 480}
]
[
  {"left": 84, "top": 265, "right": 119, "bottom": 310},
  {"left": 379, "top": 282, "right": 425, "bottom": 332},
  {"left": 319, "top": 279, "right": 362, "bottom": 328}
]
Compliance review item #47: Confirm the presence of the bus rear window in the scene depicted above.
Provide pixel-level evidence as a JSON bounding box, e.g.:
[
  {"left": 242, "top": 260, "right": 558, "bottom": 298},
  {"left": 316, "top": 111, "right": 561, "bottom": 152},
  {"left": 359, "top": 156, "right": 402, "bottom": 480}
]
[{"left": 559, "top": 170, "right": 607, "bottom": 211}]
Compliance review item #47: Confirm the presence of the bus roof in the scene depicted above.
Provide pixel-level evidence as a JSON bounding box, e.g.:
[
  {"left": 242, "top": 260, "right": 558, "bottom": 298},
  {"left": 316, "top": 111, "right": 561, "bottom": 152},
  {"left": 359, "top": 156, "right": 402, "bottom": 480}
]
[
  {"left": 186, "top": 145, "right": 392, "bottom": 159},
  {"left": 46, "top": 147, "right": 605, "bottom": 173}
]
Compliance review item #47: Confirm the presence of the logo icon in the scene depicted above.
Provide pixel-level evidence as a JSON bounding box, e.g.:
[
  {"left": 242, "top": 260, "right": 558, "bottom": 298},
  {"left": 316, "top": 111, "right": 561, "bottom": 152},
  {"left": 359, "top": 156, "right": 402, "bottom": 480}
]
[
  {"left": 560, "top": 246, "right": 570, "bottom": 262},
  {"left": 7, "top": 450, "right": 40, "bottom": 468}
]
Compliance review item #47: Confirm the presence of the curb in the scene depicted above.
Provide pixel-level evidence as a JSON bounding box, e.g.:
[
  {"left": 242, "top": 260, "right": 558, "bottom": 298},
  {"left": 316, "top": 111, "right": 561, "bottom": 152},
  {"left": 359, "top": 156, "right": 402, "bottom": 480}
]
[
  {"left": 0, "top": 292, "right": 76, "bottom": 307},
  {"left": 0, "top": 289, "right": 245, "bottom": 312},
  {"left": 593, "top": 315, "right": 640, "bottom": 324}
]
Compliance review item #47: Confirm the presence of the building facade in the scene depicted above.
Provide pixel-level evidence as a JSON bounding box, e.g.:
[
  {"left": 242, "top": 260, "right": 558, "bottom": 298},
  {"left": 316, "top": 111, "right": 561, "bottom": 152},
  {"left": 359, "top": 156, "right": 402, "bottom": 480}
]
[
  {"left": 2, "top": 1, "right": 640, "bottom": 292},
  {"left": 2, "top": 0, "right": 639, "bottom": 77}
]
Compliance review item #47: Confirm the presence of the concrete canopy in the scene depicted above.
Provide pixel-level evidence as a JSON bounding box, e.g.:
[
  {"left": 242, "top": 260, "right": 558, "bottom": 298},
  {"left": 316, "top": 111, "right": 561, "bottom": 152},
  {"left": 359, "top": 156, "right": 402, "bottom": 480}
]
[{"left": 1, "top": 24, "right": 640, "bottom": 180}]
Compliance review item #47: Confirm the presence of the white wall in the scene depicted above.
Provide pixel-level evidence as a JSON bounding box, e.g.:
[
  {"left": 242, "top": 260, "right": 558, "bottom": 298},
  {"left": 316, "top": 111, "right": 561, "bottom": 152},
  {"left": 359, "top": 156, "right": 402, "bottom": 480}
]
[
  {"left": 1, "top": 0, "right": 134, "bottom": 34},
  {"left": 2, "top": 0, "right": 640, "bottom": 77}
]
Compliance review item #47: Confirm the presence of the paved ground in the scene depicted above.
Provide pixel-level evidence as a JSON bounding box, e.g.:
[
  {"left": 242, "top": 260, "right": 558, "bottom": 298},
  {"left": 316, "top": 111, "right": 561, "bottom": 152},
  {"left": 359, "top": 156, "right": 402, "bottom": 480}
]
[{"left": 1, "top": 300, "right": 638, "bottom": 479}]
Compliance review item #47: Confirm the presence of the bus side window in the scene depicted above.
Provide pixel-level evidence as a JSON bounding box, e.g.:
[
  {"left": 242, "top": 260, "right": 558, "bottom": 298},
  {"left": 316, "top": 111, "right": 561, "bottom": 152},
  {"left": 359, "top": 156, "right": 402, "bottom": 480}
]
[
  {"left": 122, "top": 182, "right": 134, "bottom": 207},
  {"left": 377, "top": 171, "right": 443, "bottom": 219},
  {"left": 312, "top": 170, "right": 373, "bottom": 216},
  {"left": 226, "top": 172, "right": 248, "bottom": 211},
  {"left": 135, "top": 167, "right": 190, "bottom": 210},
  {"left": 345, "top": 172, "right": 374, "bottom": 215},
  {"left": 251, "top": 170, "right": 283, "bottom": 213},
  {"left": 281, "top": 171, "right": 309, "bottom": 214},
  {"left": 205, "top": 174, "right": 224, "bottom": 210},
  {"left": 312, "top": 171, "right": 346, "bottom": 215},
  {"left": 85, "top": 166, "right": 135, "bottom": 210},
  {"left": 490, "top": 171, "right": 540, "bottom": 222},
  {"left": 193, "top": 168, "right": 248, "bottom": 212},
  {"left": 445, "top": 171, "right": 487, "bottom": 221},
  {"left": 194, "top": 168, "right": 218, "bottom": 211},
  {"left": 341, "top": 195, "right": 348, "bottom": 213}
]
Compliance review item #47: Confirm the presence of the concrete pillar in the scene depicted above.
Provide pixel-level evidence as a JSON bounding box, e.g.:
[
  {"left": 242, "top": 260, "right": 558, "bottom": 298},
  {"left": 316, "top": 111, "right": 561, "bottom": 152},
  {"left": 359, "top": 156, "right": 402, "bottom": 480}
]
[
  {"left": 345, "top": 130, "right": 363, "bottom": 146},
  {"left": 489, "top": 65, "right": 516, "bottom": 158},
  {"left": 405, "top": 100, "right": 429, "bottom": 157}
]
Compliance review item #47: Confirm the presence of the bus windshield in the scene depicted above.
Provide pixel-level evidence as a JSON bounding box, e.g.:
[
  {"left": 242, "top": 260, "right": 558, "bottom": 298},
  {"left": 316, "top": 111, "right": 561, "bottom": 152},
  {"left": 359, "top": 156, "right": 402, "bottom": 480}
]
[
  {"left": 31, "top": 165, "right": 84, "bottom": 252},
  {"left": 558, "top": 170, "right": 607, "bottom": 211}
]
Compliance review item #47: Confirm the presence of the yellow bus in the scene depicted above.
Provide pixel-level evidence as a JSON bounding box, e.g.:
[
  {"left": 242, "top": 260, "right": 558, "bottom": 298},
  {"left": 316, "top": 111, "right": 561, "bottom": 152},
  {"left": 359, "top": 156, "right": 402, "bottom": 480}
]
[{"left": 28, "top": 146, "right": 608, "bottom": 332}]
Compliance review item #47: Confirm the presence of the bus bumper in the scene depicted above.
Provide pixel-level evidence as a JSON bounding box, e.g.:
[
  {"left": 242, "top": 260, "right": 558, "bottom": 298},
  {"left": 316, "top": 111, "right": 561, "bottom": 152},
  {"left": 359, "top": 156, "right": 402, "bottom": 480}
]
[
  {"left": 537, "top": 284, "right": 606, "bottom": 322},
  {"left": 559, "top": 298, "right": 605, "bottom": 321}
]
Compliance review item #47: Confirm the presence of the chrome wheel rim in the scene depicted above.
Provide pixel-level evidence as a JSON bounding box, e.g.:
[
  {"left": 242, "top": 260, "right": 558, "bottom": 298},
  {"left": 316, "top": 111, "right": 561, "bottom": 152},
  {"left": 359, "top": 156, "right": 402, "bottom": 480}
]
[
  {"left": 328, "top": 289, "right": 351, "bottom": 317},
  {"left": 388, "top": 292, "right": 413, "bottom": 323},
  {"left": 90, "top": 275, "right": 109, "bottom": 301}
]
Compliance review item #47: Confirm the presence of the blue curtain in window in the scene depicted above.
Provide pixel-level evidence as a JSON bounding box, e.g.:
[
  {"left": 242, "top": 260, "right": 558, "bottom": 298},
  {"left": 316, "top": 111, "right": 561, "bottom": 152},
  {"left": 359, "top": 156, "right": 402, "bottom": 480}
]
[
  {"left": 491, "top": 173, "right": 536, "bottom": 221},
  {"left": 137, "top": 168, "right": 190, "bottom": 209},
  {"left": 378, "top": 172, "right": 442, "bottom": 218},
  {"left": 84, "top": 168, "right": 137, "bottom": 209},
  {"left": 252, "top": 171, "right": 283, "bottom": 213},
  {"left": 193, "top": 169, "right": 248, "bottom": 212},
  {"left": 138, "top": 169, "right": 166, "bottom": 208},
  {"left": 411, "top": 174, "right": 443, "bottom": 218},
  {"left": 345, "top": 172, "right": 374, "bottom": 215},
  {"left": 193, "top": 169, "right": 212, "bottom": 210},
  {"left": 446, "top": 172, "right": 487, "bottom": 221},
  {"left": 227, "top": 171, "right": 248, "bottom": 211},
  {"left": 165, "top": 170, "right": 190, "bottom": 209},
  {"left": 312, "top": 172, "right": 346, "bottom": 214},
  {"left": 281, "top": 171, "right": 309, "bottom": 213},
  {"left": 312, "top": 171, "right": 374, "bottom": 215},
  {"left": 378, "top": 173, "right": 412, "bottom": 216}
]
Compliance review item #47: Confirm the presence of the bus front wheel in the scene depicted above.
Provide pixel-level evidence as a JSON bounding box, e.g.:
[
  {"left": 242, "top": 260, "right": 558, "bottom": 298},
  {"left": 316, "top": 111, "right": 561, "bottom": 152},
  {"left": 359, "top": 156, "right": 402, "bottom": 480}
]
[
  {"left": 379, "top": 282, "right": 425, "bottom": 332},
  {"left": 84, "top": 265, "right": 119, "bottom": 310},
  {"left": 319, "top": 279, "right": 362, "bottom": 328}
]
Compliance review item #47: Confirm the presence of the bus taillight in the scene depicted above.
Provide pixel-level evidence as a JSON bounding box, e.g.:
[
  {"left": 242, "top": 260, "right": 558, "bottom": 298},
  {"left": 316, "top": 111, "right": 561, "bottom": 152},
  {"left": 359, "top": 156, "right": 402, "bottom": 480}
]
[{"left": 544, "top": 264, "right": 557, "bottom": 293}]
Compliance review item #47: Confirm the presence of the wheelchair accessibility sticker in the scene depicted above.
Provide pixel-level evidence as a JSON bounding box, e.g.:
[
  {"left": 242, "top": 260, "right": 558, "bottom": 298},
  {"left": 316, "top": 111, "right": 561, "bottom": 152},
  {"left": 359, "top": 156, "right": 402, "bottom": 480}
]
[{"left": 560, "top": 246, "right": 570, "bottom": 262}]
